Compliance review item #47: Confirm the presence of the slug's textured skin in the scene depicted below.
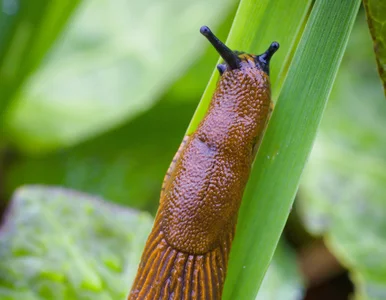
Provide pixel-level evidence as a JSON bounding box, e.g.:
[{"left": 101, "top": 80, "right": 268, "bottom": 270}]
[
  {"left": 128, "top": 27, "right": 278, "bottom": 300},
  {"left": 164, "top": 68, "right": 271, "bottom": 255}
]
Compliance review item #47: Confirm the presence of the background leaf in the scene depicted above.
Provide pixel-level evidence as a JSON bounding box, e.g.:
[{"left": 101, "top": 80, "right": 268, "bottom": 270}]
[
  {"left": 3, "top": 0, "right": 235, "bottom": 153},
  {"left": 363, "top": 0, "right": 386, "bottom": 95},
  {"left": 256, "top": 242, "right": 304, "bottom": 300},
  {"left": 4, "top": 101, "right": 197, "bottom": 210},
  {"left": 0, "top": 186, "right": 153, "bottom": 299},
  {"left": 298, "top": 11, "right": 386, "bottom": 300}
]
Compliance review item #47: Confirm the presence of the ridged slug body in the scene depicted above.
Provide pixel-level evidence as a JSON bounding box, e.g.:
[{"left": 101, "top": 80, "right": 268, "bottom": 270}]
[{"left": 128, "top": 26, "right": 279, "bottom": 300}]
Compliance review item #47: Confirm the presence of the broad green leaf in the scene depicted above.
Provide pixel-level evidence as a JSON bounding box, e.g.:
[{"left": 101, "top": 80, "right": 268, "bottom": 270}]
[
  {"left": 0, "top": 186, "right": 153, "bottom": 299},
  {"left": 4, "top": 0, "right": 235, "bottom": 153},
  {"left": 0, "top": 0, "right": 81, "bottom": 120},
  {"left": 256, "top": 242, "right": 304, "bottom": 300},
  {"left": 363, "top": 0, "right": 386, "bottom": 96},
  {"left": 298, "top": 12, "right": 386, "bottom": 300},
  {"left": 219, "top": 0, "right": 360, "bottom": 299}
]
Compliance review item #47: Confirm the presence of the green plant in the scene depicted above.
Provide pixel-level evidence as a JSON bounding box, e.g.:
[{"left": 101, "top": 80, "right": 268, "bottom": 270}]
[{"left": 0, "top": 0, "right": 384, "bottom": 299}]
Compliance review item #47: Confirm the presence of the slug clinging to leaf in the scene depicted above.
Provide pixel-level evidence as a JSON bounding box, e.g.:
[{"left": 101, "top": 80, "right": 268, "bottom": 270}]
[{"left": 128, "top": 26, "right": 279, "bottom": 300}]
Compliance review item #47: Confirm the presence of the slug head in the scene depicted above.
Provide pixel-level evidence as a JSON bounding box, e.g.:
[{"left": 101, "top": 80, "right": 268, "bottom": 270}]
[{"left": 200, "top": 25, "right": 279, "bottom": 75}]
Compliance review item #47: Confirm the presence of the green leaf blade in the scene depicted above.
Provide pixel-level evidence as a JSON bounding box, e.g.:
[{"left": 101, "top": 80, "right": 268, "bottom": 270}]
[{"left": 223, "top": 0, "right": 361, "bottom": 299}]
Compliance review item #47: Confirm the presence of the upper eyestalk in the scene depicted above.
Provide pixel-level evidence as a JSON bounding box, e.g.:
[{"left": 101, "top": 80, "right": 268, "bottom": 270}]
[
  {"left": 200, "top": 26, "right": 241, "bottom": 70},
  {"left": 200, "top": 25, "right": 279, "bottom": 75}
]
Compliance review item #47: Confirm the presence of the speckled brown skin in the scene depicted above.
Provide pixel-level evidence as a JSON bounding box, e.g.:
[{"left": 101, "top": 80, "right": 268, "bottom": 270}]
[{"left": 128, "top": 59, "right": 272, "bottom": 300}]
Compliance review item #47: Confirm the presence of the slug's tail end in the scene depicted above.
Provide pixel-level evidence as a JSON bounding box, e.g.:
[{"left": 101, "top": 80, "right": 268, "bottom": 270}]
[{"left": 128, "top": 213, "right": 232, "bottom": 300}]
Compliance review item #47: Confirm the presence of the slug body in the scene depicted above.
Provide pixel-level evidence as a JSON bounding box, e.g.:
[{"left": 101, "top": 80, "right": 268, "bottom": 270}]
[{"left": 129, "top": 26, "right": 279, "bottom": 300}]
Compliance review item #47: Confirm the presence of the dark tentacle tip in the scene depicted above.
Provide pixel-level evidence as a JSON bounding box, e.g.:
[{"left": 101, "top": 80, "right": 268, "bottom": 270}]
[{"left": 200, "top": 26, "right": 211, "bottom": 36}]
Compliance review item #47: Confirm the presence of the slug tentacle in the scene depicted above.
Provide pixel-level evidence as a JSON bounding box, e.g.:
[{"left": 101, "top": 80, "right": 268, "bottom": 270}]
[
  {"left": 255, "top": 41, "right": 280, "bottom": 75},
  {"left": 200, "top": 25, "right": 241, "bottom": 70}
]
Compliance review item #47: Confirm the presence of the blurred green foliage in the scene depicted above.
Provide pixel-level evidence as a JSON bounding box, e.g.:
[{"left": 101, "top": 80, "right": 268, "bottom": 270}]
[
  {"left": 256, "top": 242, "right": 303, "bottom": 300},
  {"left": 5, "top": 101, "right": 197, "bottom": 211},
  {"left": 0, "top": 0, "right": 385, "bottom": 299},
  {"left": 299, "top": 11, "right": 386, "bottom": 300},
  {"left": 363, "top": 0, "right": 386, "bottom": 95},
  {"left": 2, "top": 0, "right": 235, "bottom": 152},
  {"left": 0, "top": 186, "right": 153, "bottom": 299},
  {"left": 0, "top": 0, "right": 81, "bottom": 118}
]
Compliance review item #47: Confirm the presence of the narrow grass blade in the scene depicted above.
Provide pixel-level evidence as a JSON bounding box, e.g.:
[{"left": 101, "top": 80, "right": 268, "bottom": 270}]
[{"left": 224, "top": 0, "right": 361, "bottom": 299}]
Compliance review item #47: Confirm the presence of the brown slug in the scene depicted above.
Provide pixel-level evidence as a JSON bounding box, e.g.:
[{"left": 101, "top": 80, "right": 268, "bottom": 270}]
[{"left": 128, "top": 26, "right": 279, "bottom": 300}]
